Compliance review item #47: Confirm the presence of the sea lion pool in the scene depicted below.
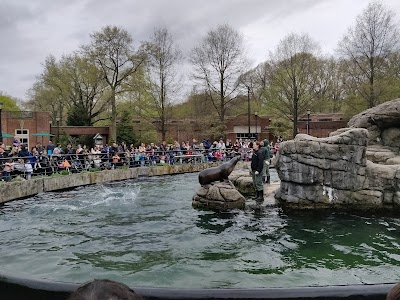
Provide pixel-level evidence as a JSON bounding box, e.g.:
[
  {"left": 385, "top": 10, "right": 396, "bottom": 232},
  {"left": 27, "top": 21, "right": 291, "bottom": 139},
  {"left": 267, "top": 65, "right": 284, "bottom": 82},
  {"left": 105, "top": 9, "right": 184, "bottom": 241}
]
[{"left": 0, "top": 171, "right": 399, "bottom": 288}]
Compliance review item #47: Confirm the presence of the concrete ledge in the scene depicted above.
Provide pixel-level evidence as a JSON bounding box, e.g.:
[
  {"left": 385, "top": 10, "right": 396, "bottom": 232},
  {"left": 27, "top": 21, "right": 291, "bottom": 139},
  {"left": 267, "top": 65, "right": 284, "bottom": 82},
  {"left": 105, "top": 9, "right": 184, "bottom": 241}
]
[{"left": 0, "top": 163, "right": 214, "bottom": 204}]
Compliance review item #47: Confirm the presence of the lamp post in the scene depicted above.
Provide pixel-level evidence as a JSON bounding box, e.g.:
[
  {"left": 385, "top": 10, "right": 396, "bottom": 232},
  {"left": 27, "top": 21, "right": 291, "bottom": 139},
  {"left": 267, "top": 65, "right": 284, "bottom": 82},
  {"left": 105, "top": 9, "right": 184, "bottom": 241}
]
[
  {"left": 307, "top": 109, "right": 311, "bottom": 135},
  {"left": 56, "top": 117, "right": 60, "bottom": 143},
  {"left": 0, "top": 102, "right": 3, "bottom": 144},
  {"left": 255, "top": 111, "right": 258, "bottom": 140},
  {"left": 247, "top": 86, "right": 251, "bottom": 139}
]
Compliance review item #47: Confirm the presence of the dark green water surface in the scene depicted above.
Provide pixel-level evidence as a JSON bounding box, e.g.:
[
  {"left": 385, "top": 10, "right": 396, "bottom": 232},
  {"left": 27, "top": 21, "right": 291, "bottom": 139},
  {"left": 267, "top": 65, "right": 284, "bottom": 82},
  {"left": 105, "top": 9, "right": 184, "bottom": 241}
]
[{"left": 0, "top": 172, "right": 399, "bottom": 288}]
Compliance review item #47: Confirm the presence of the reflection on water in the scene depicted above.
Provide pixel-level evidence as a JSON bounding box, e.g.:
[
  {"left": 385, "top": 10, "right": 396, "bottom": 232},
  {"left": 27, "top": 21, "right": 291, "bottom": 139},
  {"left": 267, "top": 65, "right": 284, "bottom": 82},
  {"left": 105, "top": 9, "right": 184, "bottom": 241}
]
[{"left": 0, "top": 171, "right": 399, "bottom": 288}]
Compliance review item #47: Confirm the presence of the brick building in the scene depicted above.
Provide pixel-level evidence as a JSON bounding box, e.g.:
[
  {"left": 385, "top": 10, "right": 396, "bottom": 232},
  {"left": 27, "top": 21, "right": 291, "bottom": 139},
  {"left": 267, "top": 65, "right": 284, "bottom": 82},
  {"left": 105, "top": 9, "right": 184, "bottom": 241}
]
[
  {"left": 297, "top": 113, "right": 348, "bottom": 137},
  {"left": 0, "top": 111, "right": 109, "bottom": 149},
  {"left": 0, "top": 110, "right": 348, "bottom": 148},
  {"left": 224, "top": 113, "right": 272, "bottom": 142},
  {"left": 1, "top": 111, "right": 52, "bottom": 148}
]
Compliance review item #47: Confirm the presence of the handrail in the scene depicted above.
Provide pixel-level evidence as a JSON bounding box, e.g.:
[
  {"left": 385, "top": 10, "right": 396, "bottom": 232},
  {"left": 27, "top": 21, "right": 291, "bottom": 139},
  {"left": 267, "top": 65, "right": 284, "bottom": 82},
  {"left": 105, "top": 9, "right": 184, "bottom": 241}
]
[{"left": 0, "top": 149, "right": 245, "bottom": 182}]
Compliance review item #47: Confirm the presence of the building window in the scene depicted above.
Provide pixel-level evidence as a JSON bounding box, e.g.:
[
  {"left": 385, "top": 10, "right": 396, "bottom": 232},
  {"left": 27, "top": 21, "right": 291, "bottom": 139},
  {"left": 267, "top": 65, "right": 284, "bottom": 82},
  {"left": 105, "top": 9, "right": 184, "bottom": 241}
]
[
  {"left": 15, "top": 129, "right": 29, "bottom": 148},
  {"left": 20, "top": 138, "right": 28, "bottom": 144},
  {"left": 236, "top": 133, "right": 256, "bottom": 140},
  {"left": 16, "top": 129, "right": 28, "bottom": 135}
]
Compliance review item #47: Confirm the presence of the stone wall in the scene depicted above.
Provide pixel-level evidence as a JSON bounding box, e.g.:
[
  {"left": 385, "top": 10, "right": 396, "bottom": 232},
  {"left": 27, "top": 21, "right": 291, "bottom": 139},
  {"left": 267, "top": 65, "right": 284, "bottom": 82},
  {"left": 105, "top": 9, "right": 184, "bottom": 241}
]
[
  {"left": 275, "top": 128, "right": 400, "bottom": 210},
  {"left": 0, "top": 163, "right": 213, "bottom": 204}
]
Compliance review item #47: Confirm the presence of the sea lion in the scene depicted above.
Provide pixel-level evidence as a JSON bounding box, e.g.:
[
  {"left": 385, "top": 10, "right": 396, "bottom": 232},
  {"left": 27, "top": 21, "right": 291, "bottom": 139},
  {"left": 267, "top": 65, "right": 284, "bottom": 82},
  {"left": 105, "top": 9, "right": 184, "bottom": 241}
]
[{"left": 198, "top": 155, "right": 241, "bottom": 185}]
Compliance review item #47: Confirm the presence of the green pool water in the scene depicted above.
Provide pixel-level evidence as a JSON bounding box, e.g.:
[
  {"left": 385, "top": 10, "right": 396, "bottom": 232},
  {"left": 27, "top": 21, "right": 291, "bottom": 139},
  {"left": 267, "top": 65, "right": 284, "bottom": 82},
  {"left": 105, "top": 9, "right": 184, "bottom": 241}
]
[{"left": 0, "top": 172, "right": 399, "bottom": 288}]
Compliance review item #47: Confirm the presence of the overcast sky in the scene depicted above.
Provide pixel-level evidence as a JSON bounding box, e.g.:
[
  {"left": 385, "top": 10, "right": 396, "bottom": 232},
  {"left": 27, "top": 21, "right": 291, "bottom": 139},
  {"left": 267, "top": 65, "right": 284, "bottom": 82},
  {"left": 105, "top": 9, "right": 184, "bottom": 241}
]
[{"left": 1, "top": 0, "right": 400, "bottom": 102}]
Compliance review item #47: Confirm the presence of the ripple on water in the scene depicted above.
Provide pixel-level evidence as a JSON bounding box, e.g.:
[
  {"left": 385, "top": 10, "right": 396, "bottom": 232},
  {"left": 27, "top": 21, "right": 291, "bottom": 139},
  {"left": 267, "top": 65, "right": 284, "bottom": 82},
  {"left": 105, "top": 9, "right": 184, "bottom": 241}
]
[{"left": 0, "top": 171, "right": 399, "bottom": 288}]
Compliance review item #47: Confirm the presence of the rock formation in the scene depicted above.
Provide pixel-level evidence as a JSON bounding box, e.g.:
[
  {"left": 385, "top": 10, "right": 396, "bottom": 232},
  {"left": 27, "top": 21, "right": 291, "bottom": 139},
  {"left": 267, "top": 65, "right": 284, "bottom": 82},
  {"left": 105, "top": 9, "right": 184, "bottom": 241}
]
[
  {"left": 275, "top": 98, "right": 400, "bottom": 210},
  {"left": 192, "top": 181, "right": 245, "bottom": 210},
  {"left": 193, "top": 156, "right": 246, "bottom": 210}
]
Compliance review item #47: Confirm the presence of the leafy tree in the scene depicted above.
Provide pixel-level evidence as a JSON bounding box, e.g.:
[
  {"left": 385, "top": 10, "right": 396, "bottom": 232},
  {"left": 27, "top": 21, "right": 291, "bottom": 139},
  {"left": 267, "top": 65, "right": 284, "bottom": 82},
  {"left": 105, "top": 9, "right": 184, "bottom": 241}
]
[
  {"left": 82, "top": 25, "right": 145, "bottom": 142},
  {"left": 27, "top": 55, "right": 69, "bottom": 123},
  {"left": 25, "top": 81, "right": 61, "bottom": 117},
  {"left": 116, "top": 110, "right": 136, "bottom": 145},
  {"left": 61, "top": 54, "right": 110, "bottom": 126},
  {"left": 66, "top": 105, "right": 89, "bottom": 126},
  {"left": 28, "top": 54, "right": 110, "bottom": 126},
  {"left": 337, "top": 1, "right": 400, "bottom": 109},
  {"left": 269, "top": 117, "right": 292, "bottom": 140},
  {"left": 190, "top": 24, "right": 248, "bottom": 124},
  {"left": 0, "top": 92, "right": 21, "bottom": 111}
]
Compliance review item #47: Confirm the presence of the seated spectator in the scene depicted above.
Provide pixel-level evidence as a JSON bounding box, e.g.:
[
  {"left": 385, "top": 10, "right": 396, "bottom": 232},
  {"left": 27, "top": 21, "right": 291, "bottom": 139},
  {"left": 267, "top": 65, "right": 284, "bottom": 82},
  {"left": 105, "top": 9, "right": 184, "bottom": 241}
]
[
  {"left": 18, "top": 144, "right": 30, "bottom": 159},
  {"left": 214, "top": 150, "right": 223, "bottom": 161},
  {"left": 91, "top": 146, "right": 102, "bottom": 168},
  {"left": 12, "top": 136, "right": 21, "bottom": 147},
  {"left": 0, "top": 146, "right": 8, "bottom": 160},
  {"left": 31, "top": 147, "right": 42, "bottom": 170},
  {"left": 1, "top": 158, "right": 14, "bottom": 182},
  {"left": 387, "top": 282, "right": 400, "bottom": 300},
  {"left": 112, "top": 152, "right": 121, "bottom": 167},
  {"left": 68, "top": 278, "right": 142, "bottom": 300},
  {"left": 54, "top": 143, "right": 63, "bottom": 154}
]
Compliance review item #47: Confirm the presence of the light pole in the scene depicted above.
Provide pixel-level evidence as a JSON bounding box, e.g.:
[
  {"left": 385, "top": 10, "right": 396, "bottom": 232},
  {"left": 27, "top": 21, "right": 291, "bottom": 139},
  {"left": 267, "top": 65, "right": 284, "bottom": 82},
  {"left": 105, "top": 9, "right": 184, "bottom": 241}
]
[
  {"left": 307, "top": 109, "right": 311, "bottom": 135},
  {"left": 0, "top": 102, "right": 3, "bottom": 144},
  {"left": 247, "top": 86, "right": 251, "bottom": 139},
  {"left": 56, "top": 116, "right": 60, "bottom": 143},
  {"left": 255, "top": 111, "right": 258, "bottom": 140}
]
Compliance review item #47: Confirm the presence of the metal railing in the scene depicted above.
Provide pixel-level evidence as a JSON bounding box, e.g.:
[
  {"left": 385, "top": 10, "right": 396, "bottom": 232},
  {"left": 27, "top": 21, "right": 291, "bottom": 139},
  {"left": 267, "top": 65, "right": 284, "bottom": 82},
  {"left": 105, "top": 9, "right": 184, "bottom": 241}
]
[{"left": 0, "top": 148, "right": 247, "bottom": 182}]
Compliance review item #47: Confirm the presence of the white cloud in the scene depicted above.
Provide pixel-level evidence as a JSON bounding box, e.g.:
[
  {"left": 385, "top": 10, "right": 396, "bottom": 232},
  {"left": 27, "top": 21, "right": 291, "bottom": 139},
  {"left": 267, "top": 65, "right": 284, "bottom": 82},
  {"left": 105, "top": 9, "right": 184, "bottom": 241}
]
[{"left": 1, "top": 0, "right": 399, "bottom": 101}]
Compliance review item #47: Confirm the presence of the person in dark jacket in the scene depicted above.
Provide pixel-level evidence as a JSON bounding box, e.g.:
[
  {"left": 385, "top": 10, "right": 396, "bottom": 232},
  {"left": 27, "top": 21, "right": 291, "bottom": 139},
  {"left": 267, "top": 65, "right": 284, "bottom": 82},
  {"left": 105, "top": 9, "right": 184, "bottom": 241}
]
[
  {"left": 261, "top": 139, "right": 271, "bottom": 183},
  {"left": 250, "top": 141, "right": 264, "bottom": 202},
  {"left": 18, "top": 144, "right": 30, "bottom": 159}
]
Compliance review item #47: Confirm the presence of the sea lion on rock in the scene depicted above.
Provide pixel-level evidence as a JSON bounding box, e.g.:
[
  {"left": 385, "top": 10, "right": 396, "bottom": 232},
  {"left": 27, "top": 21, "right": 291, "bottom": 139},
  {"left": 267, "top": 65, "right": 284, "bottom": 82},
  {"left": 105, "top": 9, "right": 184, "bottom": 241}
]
[{"left": 198, "top": 155, "right": 241, "bottom": 185}]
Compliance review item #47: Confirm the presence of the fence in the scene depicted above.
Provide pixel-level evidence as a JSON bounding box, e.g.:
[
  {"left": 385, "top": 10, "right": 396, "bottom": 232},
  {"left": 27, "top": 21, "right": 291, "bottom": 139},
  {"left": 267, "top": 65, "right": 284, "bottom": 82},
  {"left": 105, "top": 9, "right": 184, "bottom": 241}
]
[{"left": 0, "top": 148, "right": 250, "bottom": 182}]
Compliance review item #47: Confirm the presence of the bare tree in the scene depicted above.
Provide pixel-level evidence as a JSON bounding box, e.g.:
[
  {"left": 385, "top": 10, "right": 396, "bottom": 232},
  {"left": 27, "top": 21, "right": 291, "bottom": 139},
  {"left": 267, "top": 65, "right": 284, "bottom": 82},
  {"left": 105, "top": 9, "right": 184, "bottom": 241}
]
[
  {"left": 337, "top": 1, "right": 400, "bottom": 108},
  {"left": 269, "top": 32, "right": 321, "bottom": 137},
  {"left": 313, "top": 57, "right": 347, "bottom": 113},
  {"left": 142, "top": 27, "right": 182, "bottom": 141},
  {"left": 82, "top": 25, "right": 144, "bottom": 142},
  {"left": 190, "top": 24, "right": 248, "bottom": 123},
  {"left": 252, "top": 61, "right": 273, "bottom": 104}
]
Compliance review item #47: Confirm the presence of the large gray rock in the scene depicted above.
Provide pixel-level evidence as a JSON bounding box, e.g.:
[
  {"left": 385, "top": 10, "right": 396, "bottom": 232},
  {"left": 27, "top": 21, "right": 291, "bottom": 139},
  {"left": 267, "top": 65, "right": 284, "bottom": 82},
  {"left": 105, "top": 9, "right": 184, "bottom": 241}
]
[
  {"left": 275, "top": 125, "right": 400, "bottom": 210},
  {"left": 229, "top": 169, "right": 256, "bottom": 196},
  {"left": 347, "top": 98, "right": 400, "bottom": 149},
  {"left": 192, "top": 181, "right": 245, "bottom": 210}
]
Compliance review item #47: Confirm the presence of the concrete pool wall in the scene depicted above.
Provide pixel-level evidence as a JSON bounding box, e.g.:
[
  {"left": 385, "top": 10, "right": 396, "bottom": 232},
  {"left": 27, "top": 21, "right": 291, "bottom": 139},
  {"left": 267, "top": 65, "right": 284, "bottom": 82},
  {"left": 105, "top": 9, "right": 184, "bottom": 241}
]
[{"left": 0, "top": 163, "right": 214, "bottom": 204}]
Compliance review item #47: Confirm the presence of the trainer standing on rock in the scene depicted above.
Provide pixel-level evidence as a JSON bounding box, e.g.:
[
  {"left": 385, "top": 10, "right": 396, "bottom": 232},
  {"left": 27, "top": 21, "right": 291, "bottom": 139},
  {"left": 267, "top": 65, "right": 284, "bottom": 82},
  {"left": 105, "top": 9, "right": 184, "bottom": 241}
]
[
  {"left": 250, "top": 141, "right": 264, "bottom": 203},
  {"left": 261, "top": 139, "right": 271, "bottom": 184}
]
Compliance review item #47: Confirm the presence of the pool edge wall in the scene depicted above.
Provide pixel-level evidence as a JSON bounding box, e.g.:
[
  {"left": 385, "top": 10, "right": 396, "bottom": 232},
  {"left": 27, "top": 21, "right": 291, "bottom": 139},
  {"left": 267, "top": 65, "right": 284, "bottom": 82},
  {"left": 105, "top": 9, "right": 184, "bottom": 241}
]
[
  {"left": 0, "top": 272, "right": 395, "bottom": 300},
  {"left": 0, "top": 164, "right": 397, "bottom": 299},
  {"left": 0, "top": 163, "right": 213, "bottom": 204}
]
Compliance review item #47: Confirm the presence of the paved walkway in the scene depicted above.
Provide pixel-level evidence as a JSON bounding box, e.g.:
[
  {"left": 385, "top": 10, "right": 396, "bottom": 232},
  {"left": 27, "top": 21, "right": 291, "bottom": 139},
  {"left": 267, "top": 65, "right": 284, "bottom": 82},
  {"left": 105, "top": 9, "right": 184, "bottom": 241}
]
[
  {"left": 263, "top": 181, "right": 280, "bottom": 206},
  {"left": 246, "top": 181, "right": 280, "bottom": 208}
]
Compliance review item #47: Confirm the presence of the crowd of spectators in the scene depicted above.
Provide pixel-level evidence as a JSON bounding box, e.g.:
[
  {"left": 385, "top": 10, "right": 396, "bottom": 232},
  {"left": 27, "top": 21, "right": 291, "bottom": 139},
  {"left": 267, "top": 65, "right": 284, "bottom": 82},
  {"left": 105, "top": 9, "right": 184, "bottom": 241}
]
[{"left": 0, "top": 137, "right": 282, "bottom": 182}]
